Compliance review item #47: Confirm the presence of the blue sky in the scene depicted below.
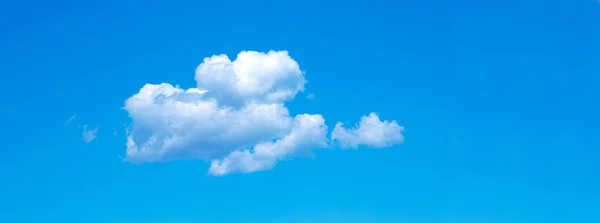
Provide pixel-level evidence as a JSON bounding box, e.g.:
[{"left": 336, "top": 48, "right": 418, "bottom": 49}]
[{"left": 1, "top": 0, "right": 599, "bottom": 222}]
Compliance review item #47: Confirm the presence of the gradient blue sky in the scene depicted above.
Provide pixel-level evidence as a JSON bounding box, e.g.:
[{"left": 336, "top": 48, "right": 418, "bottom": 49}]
[{"left": 1, "top": 0, "right": 599, "bottom": 222}]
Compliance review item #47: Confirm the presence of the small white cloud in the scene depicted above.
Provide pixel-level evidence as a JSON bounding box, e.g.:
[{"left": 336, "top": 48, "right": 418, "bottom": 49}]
[
  {"left": 123, "top": 50, "right": 404, "bottom": 176},
  {"left": 306, "top": 93, "right": 315, "bottom": 99},
  {"left": 331, "top": 113, "right": 405, "bottom": 149},
  {"left": 82, "top": 125, "right": 98, "bottom": 143},
  {"left": 65, "top": 115, "right": 76, "bottom": 125}
]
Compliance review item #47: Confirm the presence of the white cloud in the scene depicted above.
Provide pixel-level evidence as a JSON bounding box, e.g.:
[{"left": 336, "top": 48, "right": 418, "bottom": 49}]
[
  {"left": 331, "top": 113, "right": 405, "bottom": 149},
  {"left": 82, "top": 125, "right": 98, "bottom": 143},
  {"left": 194, "top": 50, "right": 305, "bottom": 107},
  {"left": 208, "top": 114, "right": 328, "bottom": 176},
  {"left": 306, "top": 93, "right": 315, "bottom": 100},
  {"left": 65, "top": 115, "right": 76, "bottom": 125},
  {"left": 123, "top": 50, "right": 404, "bottom": 176}
]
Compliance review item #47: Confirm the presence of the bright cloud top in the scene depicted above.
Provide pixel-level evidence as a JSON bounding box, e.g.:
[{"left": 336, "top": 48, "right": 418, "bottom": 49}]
[{"left": 123, "top": 50, "right": 404, "bottom": 176}]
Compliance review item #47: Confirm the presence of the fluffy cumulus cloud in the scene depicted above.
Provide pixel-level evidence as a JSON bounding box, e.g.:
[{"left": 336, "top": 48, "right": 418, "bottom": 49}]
[
  {"left": 331, "top": 113, "right": 405, "bottom": 149},
  {"left": 123, "top": 50, "right": 404, "bottom": 176}
]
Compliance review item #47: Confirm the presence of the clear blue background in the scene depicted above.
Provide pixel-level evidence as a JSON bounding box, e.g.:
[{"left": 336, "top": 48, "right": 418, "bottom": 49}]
[{"left": 1, "top": 0, "right": 599, "bottom": 222}]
